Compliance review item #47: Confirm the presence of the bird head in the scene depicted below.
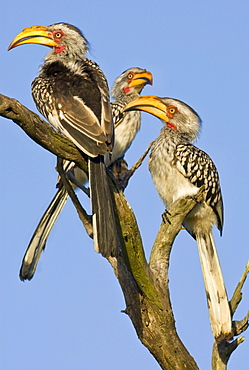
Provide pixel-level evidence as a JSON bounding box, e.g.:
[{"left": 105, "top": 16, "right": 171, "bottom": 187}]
[
  {"left": 112, "top": 68, "right": 153, "bottom": 100},
  {"left": 8, "top": 23, "right": 89, "bottom": 61},
  {"left": 124, "top": 95, "right": 201, "bottom": 142}
]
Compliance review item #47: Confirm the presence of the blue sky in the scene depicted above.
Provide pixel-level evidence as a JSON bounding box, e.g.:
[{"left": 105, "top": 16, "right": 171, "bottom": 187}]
[{"left": 1, "top": 1, "right": 249, "bottom": 369}]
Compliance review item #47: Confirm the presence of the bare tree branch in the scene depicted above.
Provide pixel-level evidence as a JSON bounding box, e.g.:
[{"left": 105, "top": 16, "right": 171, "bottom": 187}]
[
  {"left": 230, "top": 261, "right": 249, "bottom": 315},
  {"left": 211, "top": 262, "right": 249, "bottom": 369},
  {"left": 0, "top": 93, "right": 88, "bottom": 172},
  {"left": 56, "top": 157, "right": 93, "bottom": 238},
  {"left": 149, "top": 197, "right": 197, "bottom": 290},
  {"left": 212, "top": 335, "right": 246, "bottom": 370},
  {"left": 115, "top": 140, "right": 155, "bottom": 190},
  {"left": 109, "top": 183, "right": 199, "bottom": 369},
  {"left": 1, "top": 93, "right": 248, "bottom": 370}
]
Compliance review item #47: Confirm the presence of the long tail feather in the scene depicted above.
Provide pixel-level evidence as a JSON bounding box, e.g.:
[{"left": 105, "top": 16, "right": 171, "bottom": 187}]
[
  {"left": 20, "top": 187, "right": 69, "bottom": 281},
  {"left": 196, "top": 233, "right": 232, "bottom": 341},
  {"left": 89, "top": 156, "right": 119, "bottom": 257}
]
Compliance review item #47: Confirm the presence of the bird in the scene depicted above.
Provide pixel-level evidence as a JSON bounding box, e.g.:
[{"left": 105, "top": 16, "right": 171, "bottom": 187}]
[
  {"left": 16, "top": 67, "right": 153, "bottom": 280},
  {"left": 124, "top": 95, "right": 232, "bottom": 341},
  {"left": 8, "top": 22, "right": 118, "bottom": 259},
  {"left": 106, "top": 67, "right": 153, "bottom": 165}
]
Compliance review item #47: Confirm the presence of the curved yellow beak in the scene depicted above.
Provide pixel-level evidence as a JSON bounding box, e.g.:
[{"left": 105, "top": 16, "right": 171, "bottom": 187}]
[
  {"left": 124, "top": 95, "right": 169, "bottom": 121},
  {"left": 128, "top": 71, "right": 153, "bottom": 87},
  {"left": 8, "top": 26, "right": 58, "bottom": 50}
]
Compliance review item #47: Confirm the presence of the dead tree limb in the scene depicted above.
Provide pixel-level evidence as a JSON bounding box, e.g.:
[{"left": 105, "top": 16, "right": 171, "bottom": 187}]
[
  {"left": 1, "top": 93, "right": 248, "bottom": 370},
  {"left": 56, "top": 157, "right": 93, "bottom": 238},
  {"left": 0, "top": 93, "right": 87, "bottom": 172},
  {"left": 212, "top": 262, "right": 249, "bottom": 370}
]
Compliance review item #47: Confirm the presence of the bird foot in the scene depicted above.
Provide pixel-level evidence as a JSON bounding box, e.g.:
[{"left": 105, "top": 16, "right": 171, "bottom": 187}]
[
  {"left": 109, "top": 141, "right": 155, "bottom": 191},
  {"left": 118, "top": 169, "right": 134, "bottom": 190},
  {"left": 162, "top": 209, "right": 171, "bottom": 224},
  {"left": 191, "top": 185, "right": 206, "bottom": 204},
  {"left": 109, "top": 158, "right": 131, "bottom": 191},
  {"left": 56, "top": 179, "right": 63, "bottom": 189}
]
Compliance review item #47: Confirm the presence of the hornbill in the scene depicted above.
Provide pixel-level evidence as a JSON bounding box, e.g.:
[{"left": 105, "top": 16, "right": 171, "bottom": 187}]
[
  {"left": 124, "top": 96, "right": 232, "bottom": 341},
  {"left": 16, "top": 67, "right": 152, "bottom": 280},
  {"left": 8, "top": 23, "right": 118, "bottom": 259}
]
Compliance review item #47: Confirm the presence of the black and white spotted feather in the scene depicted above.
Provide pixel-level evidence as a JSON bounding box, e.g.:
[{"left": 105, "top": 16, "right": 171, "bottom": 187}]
[{"left": 173, "top": 142, "right": 223, "bottom": 233}]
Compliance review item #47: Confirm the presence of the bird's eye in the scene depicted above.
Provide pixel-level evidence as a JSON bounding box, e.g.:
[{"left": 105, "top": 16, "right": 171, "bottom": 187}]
[
  {"left": 54, "top": 31, "right": 63, "bottom": 39},
  {"left": 167, "top": 106, "right": 178, "bottom": 115},
  {"left": 127, "top": 73, "right": 134, "bottom": 80}
]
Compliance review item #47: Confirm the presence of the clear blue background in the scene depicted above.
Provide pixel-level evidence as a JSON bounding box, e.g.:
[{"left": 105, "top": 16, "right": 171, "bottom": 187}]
[{"left": 1, "top": 1, "right": 248, "bottom": 369}]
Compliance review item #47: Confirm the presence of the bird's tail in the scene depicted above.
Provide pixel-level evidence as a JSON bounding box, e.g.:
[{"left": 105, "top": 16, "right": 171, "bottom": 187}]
[
  {"left": 88, "top": 156, "right": 119, "bottom": 257},
  {"left": 20, "top": 187, "right": 69, "bottom": 281},
  {"left": 196, "top": 232, "right": 232, "bottom": 341}
]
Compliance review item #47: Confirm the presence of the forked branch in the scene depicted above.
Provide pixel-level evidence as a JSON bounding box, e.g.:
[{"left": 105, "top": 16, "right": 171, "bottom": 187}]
[{"left": 1, "top": 93, "right": 248, "bottom": 370}]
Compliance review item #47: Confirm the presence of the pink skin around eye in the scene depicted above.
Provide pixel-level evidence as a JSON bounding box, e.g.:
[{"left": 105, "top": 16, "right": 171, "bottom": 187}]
[
  {"left": 123, "top": 73, "right": 135, "bottom": 93},
  {"left": 52, "top": 30, "right": 66, "bottom": 54}
]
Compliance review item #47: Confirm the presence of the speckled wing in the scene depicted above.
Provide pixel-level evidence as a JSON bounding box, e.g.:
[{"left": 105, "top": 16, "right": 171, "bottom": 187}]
[
  {"left": 98, "top": 80, "right": 113, "bottom": 150},
  {"left": 173, "top": 142, "right": 223, "bottom": 232},
  {"left": 32, "top": 59, "right": 113, "bottom": 158},
  {"left": 84, "top": 59, "right": 113, "bottom": 151},
  {"left": 48, "top": 91, "right": 109, "bottom": 157},
  {"left": 111, "top": 102, "right": 126, "bottom": 127}
]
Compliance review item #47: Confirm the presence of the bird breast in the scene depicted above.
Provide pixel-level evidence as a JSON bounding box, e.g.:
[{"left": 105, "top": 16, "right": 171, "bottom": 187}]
[
  {"left": 105, "top": 111, "right": 141, "bottom": 165},
  {"left": 149, "top": 135, "right": 199, "bottom": 208}
]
